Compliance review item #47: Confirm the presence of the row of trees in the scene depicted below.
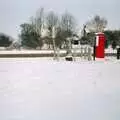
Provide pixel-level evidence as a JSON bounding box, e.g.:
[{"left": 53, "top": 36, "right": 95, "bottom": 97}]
[
  {"left": 20, "top": 8, "right": 76, "bottom": 49},
  {"left": 0, "top": 7, "right": 120, "bottom": 50},
  {"left": 21, "top": 8, "right": 119, "bottom": 50}
]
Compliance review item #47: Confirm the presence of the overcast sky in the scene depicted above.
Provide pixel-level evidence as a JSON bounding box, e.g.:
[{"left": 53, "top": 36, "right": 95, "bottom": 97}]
[{"left": 0, "top": 0, "right": 119, "bottom": 39}]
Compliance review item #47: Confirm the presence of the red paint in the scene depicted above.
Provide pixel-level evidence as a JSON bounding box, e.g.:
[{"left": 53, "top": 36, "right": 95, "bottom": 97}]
[{"left": 95, "top": 32, "right": 106, "bottom": 58}]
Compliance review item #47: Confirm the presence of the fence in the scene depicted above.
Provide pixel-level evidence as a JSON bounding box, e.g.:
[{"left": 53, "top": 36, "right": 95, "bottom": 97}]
[
  {"left": 0, "top": 46, "right": 118, "bottom": 61},
  {"left": 71, "top": 45, "right": 93, "bottom": 61}
]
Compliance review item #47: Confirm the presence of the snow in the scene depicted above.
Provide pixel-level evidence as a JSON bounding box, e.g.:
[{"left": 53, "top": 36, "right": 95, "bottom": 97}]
[
  {"left": 0, "top": 50, "right": 65, "bottom": 54},
  {"left": 105, "top": 48, "right": 117, "bottom": 53},
  {"left": 0, "top": 58, "right": 120, "bottom": 120}
]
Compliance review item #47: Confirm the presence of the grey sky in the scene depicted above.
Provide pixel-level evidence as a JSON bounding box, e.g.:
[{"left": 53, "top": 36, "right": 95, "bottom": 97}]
[{"left": 0, "top": 0, "right": 119, "bottom": 39}]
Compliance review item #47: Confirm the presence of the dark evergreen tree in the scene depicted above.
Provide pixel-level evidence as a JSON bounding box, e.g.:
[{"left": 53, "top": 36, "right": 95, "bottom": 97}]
[
  {"left": 20, "top": 23, "right": 43, "bottom": 49},
  {"left": 0, "top": 33, "right": 12, "bottom": 47}
]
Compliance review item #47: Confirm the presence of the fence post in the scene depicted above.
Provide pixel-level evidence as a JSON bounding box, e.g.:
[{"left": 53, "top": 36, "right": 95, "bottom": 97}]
[
  {"left": 88, "top": 47, "right": 92, "bottom": 61},
  {"left": 117, "top": 48, "right": 120, "bottom": 60},
  {"left": 81, "top": 47, "right": 83, "bottom": 58},
  {"left": 93, "top": 46, "right": 96, "bottom": 61},
  {"left": 84, "top": 47, "right": 87, "bottom": 60}
]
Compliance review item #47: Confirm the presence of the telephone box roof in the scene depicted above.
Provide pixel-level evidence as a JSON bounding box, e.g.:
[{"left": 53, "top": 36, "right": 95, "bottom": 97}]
[{"left": 95, "top": 32, "right": 104, "bottom": 35}]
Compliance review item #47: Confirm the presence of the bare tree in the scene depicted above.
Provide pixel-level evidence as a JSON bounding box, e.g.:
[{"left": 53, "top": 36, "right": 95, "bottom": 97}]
[
  {"left": 45, "top": 11, "right": 60, "bottom": 59},
  {"left": 29, "top": 8, "right": 45, "bottom": 49},
  {"left": 86, "top": 15, "right": 107, "bottom": 33},
  {"left": 46, "top": 11, "right": 59, "bottom": 49},
  {"left": 35, "top": 7, "right": 45, "bottom": 36},
  {"left": 46, "top": 11, "right": 58, "bottom": 33},
  {"left": 61, "top": 12, "right": 76, "bottom": 36},
  {"left": 60, "top": 12, "right": 76, "bottom": 54}
]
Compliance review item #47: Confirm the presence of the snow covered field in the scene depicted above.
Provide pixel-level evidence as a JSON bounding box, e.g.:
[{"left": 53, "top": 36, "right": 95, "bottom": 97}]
[{"left": 0, "top": 58, "right": 120, "bottom": 120}]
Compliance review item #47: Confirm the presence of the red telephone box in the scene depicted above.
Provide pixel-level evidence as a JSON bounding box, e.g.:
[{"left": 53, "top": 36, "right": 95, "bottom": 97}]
[{"left": 95, "top": 32, "right": 106, "bottom": 58}]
